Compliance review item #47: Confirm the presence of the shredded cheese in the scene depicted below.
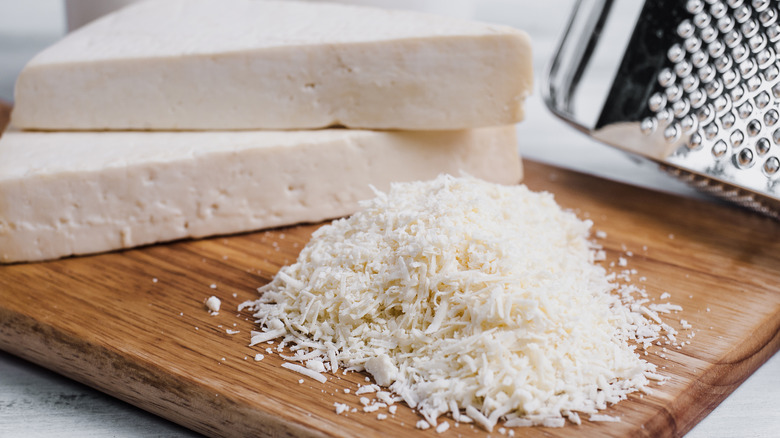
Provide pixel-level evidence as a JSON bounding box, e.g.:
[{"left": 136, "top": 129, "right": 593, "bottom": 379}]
[
  {"left": 245, "top": 175, "right": 670, "bottom": 429},
  {"left": 281, "top": 362, "right": 327, "bottom": 383}
]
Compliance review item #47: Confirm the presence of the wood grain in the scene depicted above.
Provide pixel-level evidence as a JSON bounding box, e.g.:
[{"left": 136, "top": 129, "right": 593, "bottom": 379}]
[{"left": 0, "top": 101, "right": 778, "bottom": 437}]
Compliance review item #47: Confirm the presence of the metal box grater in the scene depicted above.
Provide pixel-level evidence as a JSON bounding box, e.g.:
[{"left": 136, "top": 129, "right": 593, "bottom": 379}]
[{"left": 545, "top": 0, "right": 780, "bottom": 219}]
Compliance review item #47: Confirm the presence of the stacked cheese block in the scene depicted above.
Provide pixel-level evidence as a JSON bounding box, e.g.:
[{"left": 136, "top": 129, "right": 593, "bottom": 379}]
[{"left": 0, "top": 0, "right": 532, "bottom": 263}]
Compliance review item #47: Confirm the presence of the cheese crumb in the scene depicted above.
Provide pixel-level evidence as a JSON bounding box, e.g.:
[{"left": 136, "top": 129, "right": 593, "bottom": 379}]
[
  {"left": 247, "top": 175, "right": 670, "bottom": 429},
  {"left": 205, "top": 296, "right": 221, "bottom": 313},
  {"left": 416, "top": 420, "right": 431, "bottom": 430},
  {"left": 254, "top": 354, "right": 264, "bottom": 361}
]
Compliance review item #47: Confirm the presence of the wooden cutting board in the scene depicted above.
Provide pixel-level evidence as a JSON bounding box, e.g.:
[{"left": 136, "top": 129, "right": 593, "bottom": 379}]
[{"left": 1, "top": 102, "right": 778, "bottom": 438}]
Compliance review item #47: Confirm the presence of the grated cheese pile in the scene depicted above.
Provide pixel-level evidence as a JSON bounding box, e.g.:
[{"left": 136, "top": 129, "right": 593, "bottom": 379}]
[{"left": 243, "top": 174, "right": 666, "bottom": 429}]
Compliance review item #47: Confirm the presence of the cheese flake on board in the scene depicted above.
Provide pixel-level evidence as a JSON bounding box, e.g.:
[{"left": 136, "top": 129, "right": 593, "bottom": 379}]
[{"left": 245, "top": 175, "right": 668, "bottom": 429}]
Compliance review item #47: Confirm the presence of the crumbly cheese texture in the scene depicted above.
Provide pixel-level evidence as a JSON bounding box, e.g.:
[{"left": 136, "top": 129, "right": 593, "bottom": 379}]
[
  {"left": 11, "top": 0, "right": 532, "bottom": 131},
  {"left": 0, "top": 126, "right": 520, "bottom": 263},
  {"left": 247, "top": 175, "right": 663, "bottom": 429}
]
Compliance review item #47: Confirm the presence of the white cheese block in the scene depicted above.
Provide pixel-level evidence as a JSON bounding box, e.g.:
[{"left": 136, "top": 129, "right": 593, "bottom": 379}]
[
  {"left": 10, "top": 0, "right": 533, "bottom": 131},
  {"left": 0, "top": 126, "right": 521, "bottom": 263}
]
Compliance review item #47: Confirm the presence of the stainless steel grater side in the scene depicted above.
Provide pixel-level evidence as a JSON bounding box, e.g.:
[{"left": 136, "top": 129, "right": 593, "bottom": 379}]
[{"left": 544, "top": 0, "right": 780, "bottom": 219}]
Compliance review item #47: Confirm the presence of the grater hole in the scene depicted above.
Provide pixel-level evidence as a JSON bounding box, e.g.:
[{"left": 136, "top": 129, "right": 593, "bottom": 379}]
[
  {"left": 730, "top": 83, "right": 748, "bottom": 102},
  {"left": 725, "top": 29, "right": 742, "bottom": 47},
  {"left": 656, "top": 108, "right": 674, "bottom": 123},
  {"left": 709, "top": 39, "right": 726, "bottom": 57},
  {"left": 734, "top": 147, "right": 755, "bottom": 168},
  {"left": 731, "top": 129, "right": 745, "bottom": 146},
  {"left": 759, "top": 8, "right": 777, "bottom": 26},
  {"left": 664, "top": 124, "right": 682, "bottom": 143},
  {"left": 666, "top": 84, "right": 685, "bottom": 102},
  {"left": 755, "top": 90, "right": 771, "bottom": 107},
  {"left": 691, "top": 50, "right": 710, "bottom": 68},
  {"left": 734, "top": 5, "right": 752, "bottom": 23},
  {"left": 764, "top": 110, "right": 780, "bottom": 126},
  {"left": 767, "top": 23, "right": 780, "bottom": 42},
  {"left": 733, "top": 43, "right": 750, "bottom": 63},
  {"left": 756, "top": 48, "right": 775, "bottom": 68},
  {"left": 702, "top": 25, "right": 719, "bottom": 43},
  {"left": 658, "top": 68, "right": 677, "bottom": 87},
  {"left": 715, "top": 53, "right": 734, "bottom": 71},
  {"left": 706, "top": 79, "right": 725, "bottom": 98},
  {"left": 688, "top": 0, "right": 705, "bottom": 14},
  {"left": 688, "top": 132, "right": 704, "bottom": 150},
  {"left": 694, "top": 11, "right": 712, "bottom": 28},
  {"left": 691, "top": 88, "right": 708, "bottom": 107},
  {"left": 765, "top": 63, "right": 780, "bottom": 80},
  {"left": 714, "top": 93, "right": 732, "bottom": 113},
  {"left": 679, "top": 20, "right": 696, "bottom": 38},
  {"left": 713, "top": 139, "right": 729, "bottom": 158},
  {"left": 747, "top": 119, "right": 762, "bottom": 135},
  {"left": 683, "top": 73, "right": 702, "bottom": 91},
  {"left": 722, "top": 111, "right": 737, "bottom": 128},
  {"left": 772, "top": 82, "right": 780, "bottom": 98},
  {"left": 685, "top": 36, "right": 703, "bottom": 53},
  {"left": 718, "top": 15, "right": 736, "bottom": 33},
  {"left": 773, "top": 128, "right": 780, "bottom": 143},
  {"left": 738, "top": 101, "right": 754, "bottom": 118},
  {"left": 763, "top": 156, "right": 780, "bottom": 175},
  {"left": 757, "top": 137, "right": 772, "bottom": 155},
  {"left": 673, "top": 99, "right": 691, "bottom": 117},
  {"left": 705, "top": 122, "right": 720, "bottom": 139},
  {"left": 739, "top": 58, "right": 758, "bottom": 77},
  {"left": 723, "top": 68, "right": 741, "bottom": 87},
  {"left": 698, "top": 104, "right": 716, "bottom": 124},
  {"left": 681, "top": 114, "right": 699, "bottom": 132},
  {"left": 753, "top": 0, "right": 771, "bottom": 14},
  {"left": 668, "top": 44, "right": 686, "bottom": 63},
  {"left": 749, "top": 33, "right": 768, "bottom": 52},
  {"left": 676, "top": 59, "right": 694, "bottom": 77},
  {"left": 747, "top": 74, "right": 762, "bottom": 90},
  {"left": 649, "top": 92, "right": 667, "bottom": 112},
  {"left": 742, "top": 18, "right": 760, "bottom": 38},
  {"left": 640, "top": 117, "right": 657, "bottom": 135},
  {"left": 711, "top": 1, "right": 728, "bottom": 19}
]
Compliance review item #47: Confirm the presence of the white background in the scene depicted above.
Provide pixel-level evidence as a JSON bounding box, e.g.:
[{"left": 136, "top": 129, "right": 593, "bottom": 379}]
[{"left": 0, "top": 1, "right": 777, "bottom": 437}]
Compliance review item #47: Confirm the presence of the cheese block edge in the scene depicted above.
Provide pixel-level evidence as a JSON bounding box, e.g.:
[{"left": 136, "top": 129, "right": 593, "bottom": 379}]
[
  {"left": 10, "top": 0, "right": 533, "bottom": 131},
  {"left": 0, "top": 126, "right": 521, "bottom": 263}
]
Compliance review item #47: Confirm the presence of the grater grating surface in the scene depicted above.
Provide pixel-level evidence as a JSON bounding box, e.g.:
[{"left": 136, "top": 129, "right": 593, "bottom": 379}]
[{"left": 544, "top": 0, "right": 780, "bottom": 219}]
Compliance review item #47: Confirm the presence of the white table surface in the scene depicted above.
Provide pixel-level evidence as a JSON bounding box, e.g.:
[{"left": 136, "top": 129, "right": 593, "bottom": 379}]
[{"left": 0, "top": 1, "right": 777, "bottom": 437}]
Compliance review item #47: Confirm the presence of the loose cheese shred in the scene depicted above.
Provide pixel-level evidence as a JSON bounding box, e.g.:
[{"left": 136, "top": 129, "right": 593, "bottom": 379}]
[
  {"left": 281, "top": 362, "right": 327, "bottom": 383},
  {"left": 246, "top": 175, "right": 668, "bottom": 429}
]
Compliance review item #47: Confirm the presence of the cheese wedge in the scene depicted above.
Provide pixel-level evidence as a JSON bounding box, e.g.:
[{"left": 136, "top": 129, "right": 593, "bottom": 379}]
[
  {"left": 11, "top": 0, "right": 532, "bottom": 131},
  {"left": 0, "top": 126, "right": 522, "bottom": 263}
]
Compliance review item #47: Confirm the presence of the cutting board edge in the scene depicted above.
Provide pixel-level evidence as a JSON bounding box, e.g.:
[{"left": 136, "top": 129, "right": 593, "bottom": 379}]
[
  {"left": 3, "top": 292, "right": 779, "bottom": 438},
  {"left": 650, "top": 310, "right": 780, "bottom": 438},
  {"left": 0, "top": 305, "right": 335, "bottom": 438}
]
